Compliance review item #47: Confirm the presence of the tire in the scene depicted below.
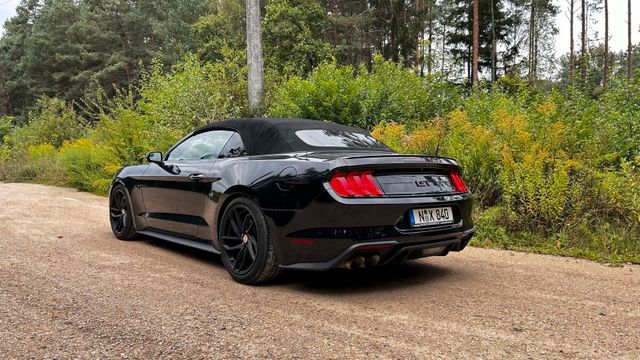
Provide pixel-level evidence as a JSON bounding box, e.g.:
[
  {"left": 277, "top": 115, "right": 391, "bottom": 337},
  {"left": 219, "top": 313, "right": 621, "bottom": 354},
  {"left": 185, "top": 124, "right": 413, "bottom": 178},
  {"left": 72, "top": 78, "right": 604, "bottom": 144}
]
[
  {"left": 218, "top": 197, "right": 281, "bottom": 284},
  {"left": 109, "top": 184, "right": 137, "bottom": 240}
]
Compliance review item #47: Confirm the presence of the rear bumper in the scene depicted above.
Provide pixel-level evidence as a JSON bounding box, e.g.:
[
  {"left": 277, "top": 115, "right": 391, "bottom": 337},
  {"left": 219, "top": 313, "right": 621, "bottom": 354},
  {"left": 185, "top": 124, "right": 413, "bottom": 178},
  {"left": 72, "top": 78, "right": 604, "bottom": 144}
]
[
  {"left": 280, "top": 228, "right": 475, "bottom": 271},
  {"left": 263, "top": 192, "right": 474, "bottom": 269}
]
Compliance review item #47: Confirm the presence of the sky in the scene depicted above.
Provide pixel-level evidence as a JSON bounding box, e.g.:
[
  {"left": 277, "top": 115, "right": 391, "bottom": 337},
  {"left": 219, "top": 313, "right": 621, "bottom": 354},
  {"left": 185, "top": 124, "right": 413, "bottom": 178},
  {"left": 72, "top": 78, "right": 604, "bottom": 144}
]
[
  {"left": 0, "top": 0, "right": 637, "bottom": 57},
  {"left": 0, "top": 0, "right": 19, "bottom": 37},
  {"left": 555, "top": 0, "right": 636, "bottom": 56}
]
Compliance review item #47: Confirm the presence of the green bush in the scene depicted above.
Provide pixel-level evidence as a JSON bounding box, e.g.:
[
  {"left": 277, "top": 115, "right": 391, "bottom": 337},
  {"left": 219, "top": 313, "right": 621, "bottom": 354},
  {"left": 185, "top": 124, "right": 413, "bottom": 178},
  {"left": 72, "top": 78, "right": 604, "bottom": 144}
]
[
  {"left": 9, "top": 97, "right": 86, "bottom": 150},
  {"left": 92, "top": 91, "right": 152, "bottom": 166},
  {"left": 0, "top": 116, "right": 13, "bottom": 144},
  {"left": 139, "top": 52, "right": 248, "bottom": 148},
  {"left": 0, "top": 98, "right": 85, "bottom": 183},
  {"left": 58, "top": 138, "right": 114, "bottom": 194},
  {"left": 269, "top": 58, "right": 462, "bottom": 129},
  {"left": 371, "top": 82, "right": 640, "bottom": 262}
]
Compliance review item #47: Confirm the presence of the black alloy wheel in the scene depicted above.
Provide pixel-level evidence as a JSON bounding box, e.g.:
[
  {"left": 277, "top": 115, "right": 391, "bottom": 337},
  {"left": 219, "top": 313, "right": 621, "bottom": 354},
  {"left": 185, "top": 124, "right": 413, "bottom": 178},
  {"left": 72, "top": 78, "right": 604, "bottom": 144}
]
[
  {"left": 220, "top": 204, "right": 259, "bottom": 274},
  {"left": 109, "top": 185, "right": 137, "bottom": 240},
  {"left": 219, "top": 197, "right": 280, "bottom": 284}
]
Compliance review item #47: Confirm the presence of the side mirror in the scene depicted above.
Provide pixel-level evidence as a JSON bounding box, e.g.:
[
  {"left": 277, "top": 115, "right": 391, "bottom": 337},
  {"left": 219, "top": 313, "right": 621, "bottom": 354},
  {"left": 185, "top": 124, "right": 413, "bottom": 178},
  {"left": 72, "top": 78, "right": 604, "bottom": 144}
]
[{"left": 146, "top": 151, "right": 163, "bottom": 164}]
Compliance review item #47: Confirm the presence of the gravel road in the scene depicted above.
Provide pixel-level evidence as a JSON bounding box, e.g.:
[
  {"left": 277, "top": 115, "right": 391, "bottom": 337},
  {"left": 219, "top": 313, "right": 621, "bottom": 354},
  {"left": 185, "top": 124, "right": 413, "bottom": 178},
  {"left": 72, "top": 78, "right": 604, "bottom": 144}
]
[{"left": 0, "top": 183, "right": 638, "bottom": 359}]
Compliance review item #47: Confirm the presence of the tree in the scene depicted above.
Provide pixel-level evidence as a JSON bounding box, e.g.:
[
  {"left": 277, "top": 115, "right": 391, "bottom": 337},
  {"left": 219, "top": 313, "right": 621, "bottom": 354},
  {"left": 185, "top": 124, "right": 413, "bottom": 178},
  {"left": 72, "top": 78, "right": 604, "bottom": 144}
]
[
  {"left": 0, "top": 0, "right": 41, "bottom": 122},
  {"left": 246, "top": 0, "right": 264, "bottom": 117},
  {"left": 473, "top": 0, "right": 479, "bottom": 84},
  {"left": 0, "top": 0, "right": 207, "bottom": 120},
  {"left": 445, "top": 0, "right": 519, "bottom": 82},
  {"left": 527, "top": 0, "right": 559, "bottom": 83},
  {"left": 24, "top": 0, "right": 82, "bottom": 101},
  {"left": 263, "top": 0, "right": 333, "bottom": 76},
  {"left": 603, "top": 0, "right": 608, "bottom": 90},
  {"left": 321, "top": 1, "right": 431, "bottom": 70},
  {"left": 581, "top": 0, "right": 586, "bottom": 84},
  {"left": 628, "top": 0, "right": 632, "bottom": 85},
  {"left": 568, "top": 0, "right": 576, "bottom": 86},
  {"left": 194, "top": 0, "right": 246, "bottom": 63}
]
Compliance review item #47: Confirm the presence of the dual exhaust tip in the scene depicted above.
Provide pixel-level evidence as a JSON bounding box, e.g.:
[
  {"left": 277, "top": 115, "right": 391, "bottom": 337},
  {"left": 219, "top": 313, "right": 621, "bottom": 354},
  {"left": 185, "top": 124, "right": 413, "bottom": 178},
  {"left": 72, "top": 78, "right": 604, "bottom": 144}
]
[{"left": 343, "top": 255, "right": 380, "bottom": 269}]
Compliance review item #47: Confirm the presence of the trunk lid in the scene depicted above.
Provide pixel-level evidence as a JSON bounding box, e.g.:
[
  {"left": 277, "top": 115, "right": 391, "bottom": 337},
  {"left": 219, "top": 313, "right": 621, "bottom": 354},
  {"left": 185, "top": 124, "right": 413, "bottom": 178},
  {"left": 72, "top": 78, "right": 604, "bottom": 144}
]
[{"left": 324, "top": 153, "right": 464, "bottom": 197}]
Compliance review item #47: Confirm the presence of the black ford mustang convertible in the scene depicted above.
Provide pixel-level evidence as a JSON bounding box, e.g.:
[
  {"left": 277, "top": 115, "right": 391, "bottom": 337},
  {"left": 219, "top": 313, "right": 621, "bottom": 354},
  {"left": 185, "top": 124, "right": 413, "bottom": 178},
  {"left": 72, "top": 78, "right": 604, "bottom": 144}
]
[{"left": 109, "top": 118, "right": 474, "bottom": 284}]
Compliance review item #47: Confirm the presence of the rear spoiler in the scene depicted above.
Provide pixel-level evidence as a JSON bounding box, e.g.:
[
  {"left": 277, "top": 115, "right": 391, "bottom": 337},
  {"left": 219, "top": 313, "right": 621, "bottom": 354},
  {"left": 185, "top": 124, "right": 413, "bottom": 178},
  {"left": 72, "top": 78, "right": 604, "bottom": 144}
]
[{"left": 333, "top": 154, "right": 461, "bottom": 172}]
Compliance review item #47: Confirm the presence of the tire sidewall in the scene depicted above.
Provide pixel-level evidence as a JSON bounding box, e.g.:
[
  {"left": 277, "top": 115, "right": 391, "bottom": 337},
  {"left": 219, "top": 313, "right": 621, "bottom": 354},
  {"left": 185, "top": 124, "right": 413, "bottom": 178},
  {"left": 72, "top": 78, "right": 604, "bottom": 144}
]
[{"left": 109, "top": 184, "right": 136, "bottom": 240}]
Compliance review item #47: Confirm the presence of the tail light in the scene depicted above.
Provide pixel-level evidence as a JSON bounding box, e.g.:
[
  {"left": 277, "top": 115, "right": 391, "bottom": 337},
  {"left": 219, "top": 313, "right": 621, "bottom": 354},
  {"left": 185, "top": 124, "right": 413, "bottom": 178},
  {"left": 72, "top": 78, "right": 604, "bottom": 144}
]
[
  {"left": 449, "top": 170, "right": 468, "bottom": 193},
  {"left": 329, "top": 170, "right": 384, "bottom": 197}
]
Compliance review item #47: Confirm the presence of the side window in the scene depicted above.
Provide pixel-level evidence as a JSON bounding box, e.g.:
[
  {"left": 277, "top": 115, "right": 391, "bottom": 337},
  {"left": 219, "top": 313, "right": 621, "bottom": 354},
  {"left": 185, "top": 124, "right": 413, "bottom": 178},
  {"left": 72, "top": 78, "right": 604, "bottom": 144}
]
[
  {"left": 167, "top": 130, "right": 234, "bottom": 161},
  {"left": 218, "top": 132, "right": 248, "bottom": 158}
]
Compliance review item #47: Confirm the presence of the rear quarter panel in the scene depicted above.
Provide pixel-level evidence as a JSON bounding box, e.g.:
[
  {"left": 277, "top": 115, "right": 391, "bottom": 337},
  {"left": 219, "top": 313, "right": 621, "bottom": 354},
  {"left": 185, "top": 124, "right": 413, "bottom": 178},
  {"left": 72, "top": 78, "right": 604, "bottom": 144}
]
[{"left": 203, "top": 154, "right": 332, "bottom": 250}]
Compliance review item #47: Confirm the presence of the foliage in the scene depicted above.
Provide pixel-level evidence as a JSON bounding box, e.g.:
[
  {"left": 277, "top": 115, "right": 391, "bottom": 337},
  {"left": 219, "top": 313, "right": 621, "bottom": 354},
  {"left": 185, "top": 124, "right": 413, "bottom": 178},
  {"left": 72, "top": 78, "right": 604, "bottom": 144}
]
[
  {"left": 0, "top": 116, "right": 13, "bottom": 143},
  {"left": 139, "top": 53, "right": 248, "bottom": 148},
  {"left": 2, "top": 97, "right": 85, "bottom": 153},
  {"left": 269, "top": 58, "right": 462, "bottom": 129},
  {"left": 193, "top": 0, "right": 246, "bottom": 63},
  {"left": 0, "top": 0, "right": 208, "bottom": 121},
  {"left": 263, "top": 0, "right": 334, "bottom": 76},
  {"left": 92, "top": 91, "right": 151, "bottom": 166},
  {"left": 58, "top": 138, "right": 114, "bottom": 194},
  {"left": 0, "top": 52, "right": 249, "bottom": 193},
  {"left": 370, "top": 80, "right": 639, "bottom": 262}
]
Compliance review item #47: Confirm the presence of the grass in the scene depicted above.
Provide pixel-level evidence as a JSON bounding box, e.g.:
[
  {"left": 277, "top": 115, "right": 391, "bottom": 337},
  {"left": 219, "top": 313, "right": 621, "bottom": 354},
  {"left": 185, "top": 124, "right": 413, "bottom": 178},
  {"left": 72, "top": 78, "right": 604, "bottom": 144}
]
[{"left": 471, "top": 208, "right": 640, "bottom": 265}]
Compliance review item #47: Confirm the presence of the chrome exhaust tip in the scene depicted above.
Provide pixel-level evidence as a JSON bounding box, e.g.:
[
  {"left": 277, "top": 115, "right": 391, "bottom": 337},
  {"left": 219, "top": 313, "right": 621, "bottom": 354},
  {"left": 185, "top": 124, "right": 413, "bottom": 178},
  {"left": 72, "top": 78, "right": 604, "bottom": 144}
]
[
  {"left": 352, "top": 256, "right": 366, "bottom": 268},
  {"left": 366, "top": 254, "right": 380, "bottom": 267},
  {"left": 344, "top": 259, "right": 354, "bottom": 269}
]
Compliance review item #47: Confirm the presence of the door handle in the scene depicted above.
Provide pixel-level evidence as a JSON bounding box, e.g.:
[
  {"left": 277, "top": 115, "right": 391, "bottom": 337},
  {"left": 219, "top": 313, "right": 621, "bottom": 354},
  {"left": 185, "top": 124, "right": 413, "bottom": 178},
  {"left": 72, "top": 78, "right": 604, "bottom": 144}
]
[{"left": 188, "top": 173, "right": 205, "bottom": 181}]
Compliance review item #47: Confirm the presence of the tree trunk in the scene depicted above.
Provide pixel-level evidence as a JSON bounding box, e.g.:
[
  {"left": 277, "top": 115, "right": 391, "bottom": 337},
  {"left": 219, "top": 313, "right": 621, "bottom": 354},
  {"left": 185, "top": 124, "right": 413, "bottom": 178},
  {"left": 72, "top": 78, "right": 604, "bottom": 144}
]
[
  {"left": 569, "top": 0, "right": 575, "bottom": 86},
  {"left": 581, "top": 0, "right": 586, "bottom": 84},
  {"left": 529, "top": 0, "right": 536, "bottom": 83},
  {"left": 428, "top": 0, "right": 434, "bottom": 75},
  {"left": 246, "top": 0, "right": 264, "bottom": 117},
  {"left": 628, "top": 0, "right": 633, "bottom": 85},
  {"left": 603, "top": 0, "right": 609, "bottom": 90},
  {"left": 441, "top": 23, "right": 446, "bottom": 75},
  {"left": 491, "top": 0, "right": 497, "bottom": 82},
  {"left": 417, "top": 0, "right": 423, "bottom": 76},
  {"left": 472, "top": 0, "right": 479, "bottom": 85}
]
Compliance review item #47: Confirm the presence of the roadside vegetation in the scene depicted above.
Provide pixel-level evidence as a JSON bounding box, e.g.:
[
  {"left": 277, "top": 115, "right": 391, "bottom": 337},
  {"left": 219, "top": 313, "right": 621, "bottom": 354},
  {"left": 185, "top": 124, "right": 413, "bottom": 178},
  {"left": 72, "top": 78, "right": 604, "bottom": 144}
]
[{"left": 0, "top": 0, "right": 638, "bottom": 263}]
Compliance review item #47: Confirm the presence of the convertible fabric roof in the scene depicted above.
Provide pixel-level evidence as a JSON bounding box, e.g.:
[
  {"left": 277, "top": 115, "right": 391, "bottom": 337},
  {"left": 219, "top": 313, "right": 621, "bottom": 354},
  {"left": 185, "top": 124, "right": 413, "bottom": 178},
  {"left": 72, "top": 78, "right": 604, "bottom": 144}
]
[{"left": 193, "top": 118, "right": 391, "bottom": 155}]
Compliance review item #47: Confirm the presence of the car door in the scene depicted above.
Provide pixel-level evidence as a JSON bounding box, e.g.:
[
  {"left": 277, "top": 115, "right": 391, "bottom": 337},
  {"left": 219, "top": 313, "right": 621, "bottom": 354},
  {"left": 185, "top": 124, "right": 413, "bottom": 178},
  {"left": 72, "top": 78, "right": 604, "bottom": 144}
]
[
  {"left": 197, "top": 131, "right": 249, "bottom": 241},
  {"left": 140, "top": 130, "right": 234, "bottom": 238}
]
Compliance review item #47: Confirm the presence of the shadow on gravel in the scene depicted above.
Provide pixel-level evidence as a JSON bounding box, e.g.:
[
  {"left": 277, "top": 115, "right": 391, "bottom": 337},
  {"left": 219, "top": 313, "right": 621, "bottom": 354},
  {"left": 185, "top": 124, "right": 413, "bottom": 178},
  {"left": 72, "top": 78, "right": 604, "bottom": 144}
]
[
  {"left": 138, "top": 235, "right": 455, "bottom": 293},
  {"left": 139, "top": 236, "right": 223, "bottom": 265},
  {"left": 277, "top": 262, "right": 454, "bottom": 294}
]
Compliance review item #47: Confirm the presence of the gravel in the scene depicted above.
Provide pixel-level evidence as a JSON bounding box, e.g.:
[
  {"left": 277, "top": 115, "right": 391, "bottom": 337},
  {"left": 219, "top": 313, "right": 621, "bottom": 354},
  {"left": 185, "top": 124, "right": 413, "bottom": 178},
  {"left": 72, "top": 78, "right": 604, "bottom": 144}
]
[{"left": 0, "top": 183, "right": 638, "bottom": 359}]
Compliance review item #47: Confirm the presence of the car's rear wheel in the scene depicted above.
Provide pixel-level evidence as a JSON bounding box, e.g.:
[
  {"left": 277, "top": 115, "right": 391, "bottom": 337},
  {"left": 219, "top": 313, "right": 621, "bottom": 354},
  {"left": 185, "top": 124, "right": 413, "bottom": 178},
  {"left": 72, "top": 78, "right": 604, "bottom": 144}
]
[
  {"left": 109, "top": 184, "right": 137, "bottom": 240},
  {"left": 219, "top": 197, "right": 281, "bottom": 284}
]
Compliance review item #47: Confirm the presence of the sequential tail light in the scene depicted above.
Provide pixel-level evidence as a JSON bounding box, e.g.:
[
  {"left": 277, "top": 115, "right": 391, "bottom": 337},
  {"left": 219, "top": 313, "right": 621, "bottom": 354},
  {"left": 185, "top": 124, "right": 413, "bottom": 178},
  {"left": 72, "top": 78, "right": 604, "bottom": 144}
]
[
  {"left": 449, "top": 170, "right": 469, "bottom": 193},
  {"left": 329, "top": 170, "right": 384, "bottom": 197}
]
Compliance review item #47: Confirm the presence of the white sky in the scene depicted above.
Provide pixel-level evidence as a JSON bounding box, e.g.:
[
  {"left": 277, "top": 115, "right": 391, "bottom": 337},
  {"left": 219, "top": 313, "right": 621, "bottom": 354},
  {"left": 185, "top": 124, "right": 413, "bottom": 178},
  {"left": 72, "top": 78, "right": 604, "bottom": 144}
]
[
  {"left": 0, "top": 0, "right": 19, "bottom": 36},
  {"left": 0, "top": 0, "right": 637, "bottom": 58},
  {"left": 555, "top": 0, "right": 636, "bottom": 56}
]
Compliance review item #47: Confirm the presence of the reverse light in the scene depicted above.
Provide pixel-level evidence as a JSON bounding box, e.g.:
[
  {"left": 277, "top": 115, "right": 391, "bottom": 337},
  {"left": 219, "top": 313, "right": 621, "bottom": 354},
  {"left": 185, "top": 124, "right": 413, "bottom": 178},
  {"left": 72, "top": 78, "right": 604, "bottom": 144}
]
[
  {"left": 329, "top": 170, "right": 384, "bottom": 197},
  {"left": 449, "top": 170, "right": 469, "bottom": 193}
]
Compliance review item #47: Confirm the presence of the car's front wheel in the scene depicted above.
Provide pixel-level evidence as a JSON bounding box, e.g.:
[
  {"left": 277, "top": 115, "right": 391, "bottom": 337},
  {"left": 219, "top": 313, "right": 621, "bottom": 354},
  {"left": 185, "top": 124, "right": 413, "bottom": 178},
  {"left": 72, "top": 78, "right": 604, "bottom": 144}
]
[
  {"left": 109, "top": 184, "right": 137, "bottom": 240},
  {"left": 219, "top": 197, "right": 281, "bottom": 284}
]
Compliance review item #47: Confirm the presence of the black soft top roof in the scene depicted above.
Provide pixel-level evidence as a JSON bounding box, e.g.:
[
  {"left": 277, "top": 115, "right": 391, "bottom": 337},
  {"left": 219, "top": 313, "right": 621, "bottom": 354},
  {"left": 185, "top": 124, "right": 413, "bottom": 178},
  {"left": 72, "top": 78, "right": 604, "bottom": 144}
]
[{"left": 194, "top": 118, "right": 391, "bottom": 155}]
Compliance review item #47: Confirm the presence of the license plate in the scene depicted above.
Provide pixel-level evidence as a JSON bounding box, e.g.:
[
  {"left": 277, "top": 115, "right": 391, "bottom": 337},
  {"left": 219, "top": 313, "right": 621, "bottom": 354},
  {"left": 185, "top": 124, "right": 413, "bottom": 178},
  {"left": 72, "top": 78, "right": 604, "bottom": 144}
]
[{"left": 410, "top": 207, "right": 454, "bottom": 227}]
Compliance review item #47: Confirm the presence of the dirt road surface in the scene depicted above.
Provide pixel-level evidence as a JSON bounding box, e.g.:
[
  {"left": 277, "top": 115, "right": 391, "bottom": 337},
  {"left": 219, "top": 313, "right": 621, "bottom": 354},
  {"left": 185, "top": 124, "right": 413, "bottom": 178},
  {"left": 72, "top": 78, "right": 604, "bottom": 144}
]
[{"left": 0, "top": 183, "right": 638, "bottom": 359}]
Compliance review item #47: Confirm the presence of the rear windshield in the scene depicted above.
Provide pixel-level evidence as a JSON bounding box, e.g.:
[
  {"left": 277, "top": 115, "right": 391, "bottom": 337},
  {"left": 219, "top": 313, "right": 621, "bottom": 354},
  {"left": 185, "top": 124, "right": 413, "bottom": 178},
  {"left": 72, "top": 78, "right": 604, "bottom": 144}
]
[{"left": 295, "top": 129, "right": 389, "bottom": 149}]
